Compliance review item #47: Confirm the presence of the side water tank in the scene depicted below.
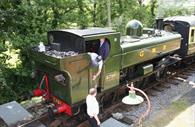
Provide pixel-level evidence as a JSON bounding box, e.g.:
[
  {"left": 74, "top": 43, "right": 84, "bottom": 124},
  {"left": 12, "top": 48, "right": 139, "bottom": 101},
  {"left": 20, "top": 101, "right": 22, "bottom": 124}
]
[{"left": 126, "top": 19, "right": 143, "bottom": 37}]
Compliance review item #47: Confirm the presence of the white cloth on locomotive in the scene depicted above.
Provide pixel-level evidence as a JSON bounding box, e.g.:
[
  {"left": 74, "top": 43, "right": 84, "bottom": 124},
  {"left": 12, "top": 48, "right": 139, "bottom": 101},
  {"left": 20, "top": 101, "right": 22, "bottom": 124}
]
[
  {"left": 86, "top": 94, "right": 99, "bottom": 117},
  {"left": 88, "top": 52, "right": 103, "bottom": 70}
]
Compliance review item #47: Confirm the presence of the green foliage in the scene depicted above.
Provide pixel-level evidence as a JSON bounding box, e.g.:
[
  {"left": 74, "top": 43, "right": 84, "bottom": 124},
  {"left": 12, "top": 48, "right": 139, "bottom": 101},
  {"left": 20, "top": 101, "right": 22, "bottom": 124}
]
[
  {"left": 0, "top": 0, "right": 88, "bottom": 104},
  {"left": 157, "top": 0, "right": 195, "bottom": 17},
  {"left": 163, "top": 6, "right": 194, "bottom": 17},
  {"left": 0, "top": 0, "right": 192, "bottom": 104},
  {"left": 0, "top": 0, "right": 157, "bottom": 104},
  {"left": 111, "top": 0, "right": 156, "bottom": 34}
]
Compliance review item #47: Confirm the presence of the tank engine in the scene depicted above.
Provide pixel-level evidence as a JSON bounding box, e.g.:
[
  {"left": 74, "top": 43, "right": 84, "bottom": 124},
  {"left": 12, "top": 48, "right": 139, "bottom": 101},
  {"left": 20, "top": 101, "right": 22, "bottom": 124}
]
[
  {"left": 29, "top": 18, "right": 184, "bottom": 120},
  {"left": 0, "top": 15, "right": 194, "bottom": 127}
]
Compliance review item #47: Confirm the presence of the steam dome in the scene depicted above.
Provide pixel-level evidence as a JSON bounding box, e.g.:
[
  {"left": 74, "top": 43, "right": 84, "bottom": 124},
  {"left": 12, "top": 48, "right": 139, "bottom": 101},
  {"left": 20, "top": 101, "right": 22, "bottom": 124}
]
[{"left": 126, "top": 20, "right": 143, "bottom": 37}]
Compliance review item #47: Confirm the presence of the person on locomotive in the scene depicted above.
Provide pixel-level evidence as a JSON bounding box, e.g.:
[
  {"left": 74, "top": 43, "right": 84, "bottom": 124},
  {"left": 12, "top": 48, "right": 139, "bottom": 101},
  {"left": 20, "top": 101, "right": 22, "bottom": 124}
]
[
  {"left": 98, "top": 37, "right": 110, "bottom": 61},
  {"left": 88, "top": 52, "right": 103, "bottom": 81},
  {"left": 86, "top": 88, "right": 101, "bottom": 127}
]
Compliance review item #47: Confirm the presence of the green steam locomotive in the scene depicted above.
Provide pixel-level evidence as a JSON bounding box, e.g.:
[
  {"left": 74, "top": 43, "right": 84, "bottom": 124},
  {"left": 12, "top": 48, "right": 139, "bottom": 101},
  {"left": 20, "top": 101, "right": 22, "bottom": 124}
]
[{"left": 30, "top": 15, "right": 195, "bottom": 121}]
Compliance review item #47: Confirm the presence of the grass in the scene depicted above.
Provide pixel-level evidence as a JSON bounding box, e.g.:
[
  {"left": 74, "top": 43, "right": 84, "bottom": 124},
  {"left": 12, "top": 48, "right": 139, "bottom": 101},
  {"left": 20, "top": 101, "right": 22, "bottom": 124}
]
[{"left": 142, "top": 99, "right": 190, "bottom": 127}]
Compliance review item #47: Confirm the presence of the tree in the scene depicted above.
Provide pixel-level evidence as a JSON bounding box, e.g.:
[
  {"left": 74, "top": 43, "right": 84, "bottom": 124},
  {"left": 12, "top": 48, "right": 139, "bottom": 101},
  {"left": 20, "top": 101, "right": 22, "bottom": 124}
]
[{"left": 0, "top": 0, "right": 160, "bottom": 103}]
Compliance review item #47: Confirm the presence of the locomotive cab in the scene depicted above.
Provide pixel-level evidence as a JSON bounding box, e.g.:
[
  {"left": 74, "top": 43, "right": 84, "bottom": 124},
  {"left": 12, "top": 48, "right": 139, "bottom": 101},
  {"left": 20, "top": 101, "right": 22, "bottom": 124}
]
[
  {"left": 31, "top": 28, "right": 121, "bottom": 116},
  {"left": 164, "top": 15, "right": 195, "bottom": 57}
]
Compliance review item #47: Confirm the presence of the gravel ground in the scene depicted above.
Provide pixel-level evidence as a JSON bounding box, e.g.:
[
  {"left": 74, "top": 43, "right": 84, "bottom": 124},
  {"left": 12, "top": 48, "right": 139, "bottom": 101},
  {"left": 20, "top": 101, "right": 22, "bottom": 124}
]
[{"left": 115, "top": 72, "right": 195, "bottom": 126}]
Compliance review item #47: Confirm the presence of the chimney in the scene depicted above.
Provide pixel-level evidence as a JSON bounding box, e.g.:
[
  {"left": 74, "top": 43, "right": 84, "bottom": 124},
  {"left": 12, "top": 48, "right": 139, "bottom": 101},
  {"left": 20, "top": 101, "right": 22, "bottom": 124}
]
[{"left": 156, "top": 18, "right": 164, "bottom": 30}]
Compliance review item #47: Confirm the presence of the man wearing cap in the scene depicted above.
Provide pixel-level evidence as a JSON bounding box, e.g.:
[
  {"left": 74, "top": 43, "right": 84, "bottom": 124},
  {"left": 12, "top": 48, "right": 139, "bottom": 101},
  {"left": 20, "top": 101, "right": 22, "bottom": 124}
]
[{"left": 88, "top": 52, "right": 103, "bottom": 81}]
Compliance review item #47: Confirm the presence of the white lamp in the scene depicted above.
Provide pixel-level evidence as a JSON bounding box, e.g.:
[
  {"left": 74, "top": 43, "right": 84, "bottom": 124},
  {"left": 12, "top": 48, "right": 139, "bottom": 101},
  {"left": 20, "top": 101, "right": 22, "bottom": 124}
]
[{"left": 122, "top": 82, "right": 144, "bottom": 105}]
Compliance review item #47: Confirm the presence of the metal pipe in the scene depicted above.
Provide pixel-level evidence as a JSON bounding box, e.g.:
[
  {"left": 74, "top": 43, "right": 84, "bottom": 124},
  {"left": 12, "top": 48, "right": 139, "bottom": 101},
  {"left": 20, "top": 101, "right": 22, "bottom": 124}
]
[{"left": 127, "top": 82, "right": 151, "bottom": 126}]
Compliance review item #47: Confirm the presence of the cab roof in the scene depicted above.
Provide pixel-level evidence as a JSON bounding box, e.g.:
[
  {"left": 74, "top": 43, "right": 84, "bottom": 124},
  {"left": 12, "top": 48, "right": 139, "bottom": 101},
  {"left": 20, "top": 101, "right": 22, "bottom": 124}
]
[
  {"left": 164, "top": 15, "right": 195, "bottom": 27},
  {"left": 49, "top": 27, "right": 116, "bottom": 38}
]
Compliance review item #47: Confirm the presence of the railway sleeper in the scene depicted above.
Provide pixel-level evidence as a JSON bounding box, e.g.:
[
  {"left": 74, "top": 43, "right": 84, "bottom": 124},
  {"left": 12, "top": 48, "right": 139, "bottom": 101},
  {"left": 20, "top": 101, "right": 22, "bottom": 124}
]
[
  {"left": 160, "top": 83, "right": 171, "bottom": 88},
  {"left": 165, "top": 80, "right": 180, "bottom": 85},
  {"left": 182, "top": 72, "right": 193, "bottom": 75},
  {"left": 145, "top": 90, "right": 158, "bottom": 96},
  {"left": 176, "top": 74, "right": 189, "bottom": 79},
  {"left": 152, "top": 86, "right": 165, "bottom": 92}
]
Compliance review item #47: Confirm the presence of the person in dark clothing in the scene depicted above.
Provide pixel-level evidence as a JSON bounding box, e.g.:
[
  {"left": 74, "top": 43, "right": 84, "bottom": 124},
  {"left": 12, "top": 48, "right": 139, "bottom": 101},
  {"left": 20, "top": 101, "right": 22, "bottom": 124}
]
[{"left": 98, "top": 38, "right": 110, "bottom": 61}]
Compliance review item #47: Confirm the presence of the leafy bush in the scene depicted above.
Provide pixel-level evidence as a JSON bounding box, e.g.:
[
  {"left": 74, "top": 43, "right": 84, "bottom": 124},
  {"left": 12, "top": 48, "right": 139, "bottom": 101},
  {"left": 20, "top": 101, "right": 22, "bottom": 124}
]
[{"left": 0, "top": 0, "right": 193, "bottom": 104}]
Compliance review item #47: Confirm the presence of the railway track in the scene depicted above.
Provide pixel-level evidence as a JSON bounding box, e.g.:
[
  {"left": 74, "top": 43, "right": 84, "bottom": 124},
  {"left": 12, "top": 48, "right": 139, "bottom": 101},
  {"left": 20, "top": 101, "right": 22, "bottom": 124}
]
[
  {"left": 17, "top": 62, "right": 195, "bottom": 127},
  {"left": 77, "top": 62, "right": 195, "bottom": 127},
  {"left": 33, "top": 62, "right": 195, "bottom": 127},
  {"left": 1, "top": 63, "right": 193, "bottom": 127}
]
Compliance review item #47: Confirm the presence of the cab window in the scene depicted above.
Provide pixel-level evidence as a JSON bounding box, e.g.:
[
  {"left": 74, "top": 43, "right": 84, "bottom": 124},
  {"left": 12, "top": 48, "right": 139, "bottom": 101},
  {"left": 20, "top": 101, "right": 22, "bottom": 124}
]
[
  {"left": 190, "top": 29, "right": 195, "bottom": 43},
  {"left": 164, "top": 24, "right": 173, "bottom": 32},
  {"left": 85, "top": 39, "right": 100, "bottom": 53},
  {"left": 85, "top": 38, "right": 111, "bottom": 55}
]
